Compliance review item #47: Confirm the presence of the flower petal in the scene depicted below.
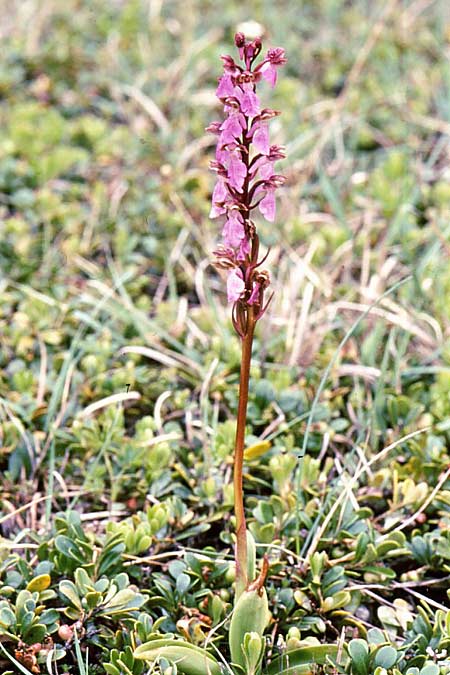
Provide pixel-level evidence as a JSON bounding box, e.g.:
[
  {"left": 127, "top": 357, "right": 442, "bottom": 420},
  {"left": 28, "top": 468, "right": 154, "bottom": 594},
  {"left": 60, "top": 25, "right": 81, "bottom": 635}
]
[
  {"left": 227, "top": 268, "right": 245, "bottom": 302},
  {"left": 227, "top": 154, "right": 247, "bottom": 192},
  {"left": 216, "top": 74, "right": 235, "bottom": 98},
  {"left": 222, "top": 210, "right": 245, "bottom": 247},
  {"left": 260, "top": 62, "right": 277, "bottom": 87},
  {"left": 253, "top": 123, "right": 270, "bottom": 154},
  {"left": 237, "top": 236, "right": 251, "bottom": 261},
  {"left": 259, "top": 188, "right": 276, "bottom": 222},
  {"left": 236, "top": 88, "right": 261, "bottom": 116}
]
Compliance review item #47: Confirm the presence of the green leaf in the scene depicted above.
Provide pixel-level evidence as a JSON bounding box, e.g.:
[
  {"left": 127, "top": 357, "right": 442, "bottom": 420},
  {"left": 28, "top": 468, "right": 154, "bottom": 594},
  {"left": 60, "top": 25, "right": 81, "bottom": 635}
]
[
  {"left": 75, "top": 567, "right": 94, "bottom": 594},
  {"left": 39, "top": 609, "right": 59, "bottom": 626},
  {"left": 134, "top": 639, "right": 222, "bottom": 675},
  {"left": 59, "top": 580, "right": 82, "bottom": 610},
  {"left": 55, "top": 535, "right": 86, "bottom": 563},
  {"left": 176, "top": 573, "right": 191, "bottom": 596},
  {"left": 348, "top": 639, "right": 369, "bottom": 675},
  {"left": 168, "top": 560, "right": 186, "bottom": 578},
  {"left": 20, "top": 610, "right": 34, "bottom": 633},
  {"left": 374, "top": 646, "right": 398, "bottom": 669},
  {"left": 22, "top": 623, "right": 47, "bottom": 644},
  {"left": 85, "top": 591, "right": 102, "bottom": 610},
  {"left": 104, "top": 588, "right": 136, "bottom": 608},
  {"left": 420, "top": 666, "right": 439, "bottom": 675},
  {"left": 0, "top": 607, "right": 16, "bottom": 628},
  {"left": 26, "top": 574, "right": 51, "bottom": 593},
  {"left": 104, "top": 666, "right": 120, "bottom": 675},
  {"left": 367, "top": 628, "right": 387, "bottom": 645},
  {"left": 267, "top": 645, "right": 339, "bottom": 675}
]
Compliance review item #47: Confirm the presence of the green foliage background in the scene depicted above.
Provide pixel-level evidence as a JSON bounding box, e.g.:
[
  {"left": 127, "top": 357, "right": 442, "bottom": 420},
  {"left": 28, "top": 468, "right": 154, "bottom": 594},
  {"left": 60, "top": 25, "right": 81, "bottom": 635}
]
[{"left": 0, "top": 0, "right": 450, "bottom": 673}]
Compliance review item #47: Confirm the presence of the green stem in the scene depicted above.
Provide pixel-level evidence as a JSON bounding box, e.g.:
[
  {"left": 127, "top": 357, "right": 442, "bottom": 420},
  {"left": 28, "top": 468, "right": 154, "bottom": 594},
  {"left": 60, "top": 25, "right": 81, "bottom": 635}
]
[{"left": 234, "top": 309, "right": 256, "bottom": 597}]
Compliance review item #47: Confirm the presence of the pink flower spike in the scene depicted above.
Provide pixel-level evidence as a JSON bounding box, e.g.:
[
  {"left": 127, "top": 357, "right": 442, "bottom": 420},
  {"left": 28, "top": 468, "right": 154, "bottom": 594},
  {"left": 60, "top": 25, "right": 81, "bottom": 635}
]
[
  {"left": 227, "top": 268, "right": 245, "bottom": 302},
  {"left": 216, "top": 74, "right": 235, "bottom": 99},
  {"left": 209, "top": 35, "right": 286, "bottom": 322},
  {"left": 259, "top": 187, "right": 276, "bottom": 222},
  {"left": 222, "top": 210, "right": 245, "bottom": 247},
  {"left": 248, "top": 282, "right": 261, "bottom": 305},
  {"left": 227, "top": 153, "right": 247, "bottom": 192},
  {"left": 252, "top": 123, "right": 270, "bottom": 154}
]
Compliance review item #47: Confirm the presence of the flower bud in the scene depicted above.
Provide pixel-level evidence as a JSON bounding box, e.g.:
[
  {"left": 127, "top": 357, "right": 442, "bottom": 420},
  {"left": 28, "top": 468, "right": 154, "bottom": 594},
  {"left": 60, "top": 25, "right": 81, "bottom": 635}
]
[{"left": 234, "top": 32, "right": 246, "bottom": 48}]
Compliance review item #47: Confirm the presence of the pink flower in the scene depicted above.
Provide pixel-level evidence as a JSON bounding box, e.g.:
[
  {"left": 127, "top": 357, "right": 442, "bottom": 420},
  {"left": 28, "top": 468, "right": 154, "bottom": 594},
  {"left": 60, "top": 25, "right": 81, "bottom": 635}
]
[
  {"left": 268, "top": 144, "right": 286, "bottom": 160},
  {"left": 210, "top": 178, "right": 229, "bottom": 218},
  {"left": 216, "top": 74, "right": 235, "bottom": 98},
  {"left": 259, "top": 48, "right": 287, "bottom": 87},
  {"left": 222, "top": 209, "right": 245, "bottom": 247},
  {"left": 227, "top": 268, "right": 245, "bottom": 302},
  {"left": 220, "top": 112, "right": 246, "bottom": 143},
  {"left": 216, "top": 141, "right": 232, "bottom": 164},
  {"left": 258, "top": 187, "right": 276, "bottom": 222},
  {"left": 227, "top": 152, "right": 247, "bottom": 192},
  {"left": 252, "top": 122, "right": 270, "bottom": 155},
  {"left": 260, "top": 63, "right": 277, "bottom": 87},
  {"left": 258, "top": 160, "right": 274, "bottom": 180},
  {"left": 236, "top": 88, "right": 260, "bottom": 117},
  {"left": 268, "top": 48, "right": 288, "bottom": 66},
  {"left": 250, "top": 149, "right": 283, "bottom": 179}
]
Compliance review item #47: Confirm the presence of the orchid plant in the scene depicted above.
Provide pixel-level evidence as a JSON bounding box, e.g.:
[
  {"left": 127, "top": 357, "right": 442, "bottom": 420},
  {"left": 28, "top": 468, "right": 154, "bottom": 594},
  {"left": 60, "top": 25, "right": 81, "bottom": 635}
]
[
  {"left": 208, "top": 33, "right": 286, "bottom": 601},
  {"left": 135, "top": 34, "right": 294, "bottom": 675}
]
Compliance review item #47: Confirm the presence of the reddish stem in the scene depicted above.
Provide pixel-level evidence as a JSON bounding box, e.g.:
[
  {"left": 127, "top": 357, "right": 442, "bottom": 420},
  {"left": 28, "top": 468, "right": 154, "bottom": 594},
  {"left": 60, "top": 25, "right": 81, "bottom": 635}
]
[{"left": 234, "top": 308, "right": 256, "bottom": 597}]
